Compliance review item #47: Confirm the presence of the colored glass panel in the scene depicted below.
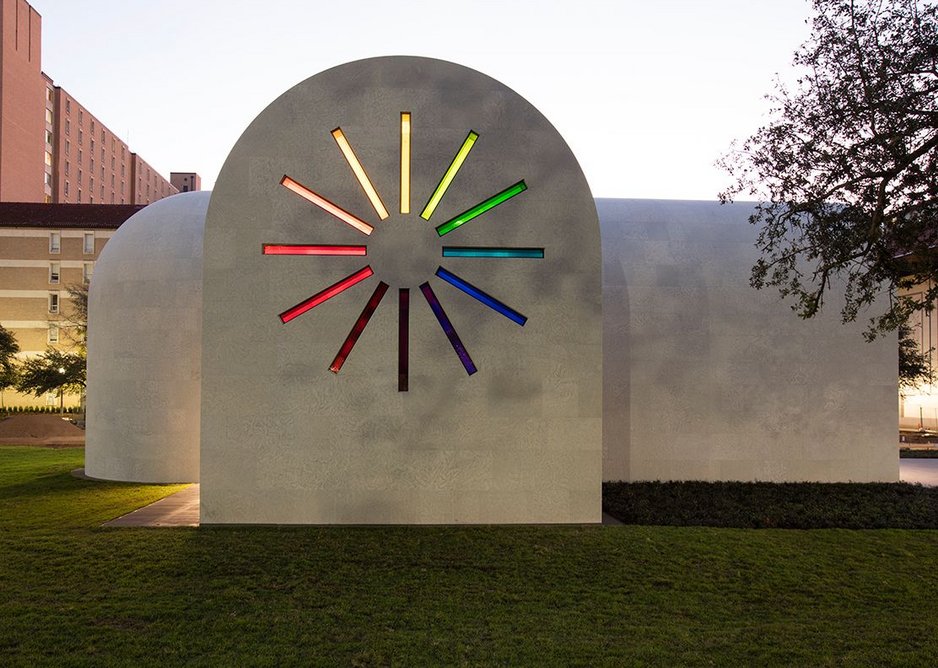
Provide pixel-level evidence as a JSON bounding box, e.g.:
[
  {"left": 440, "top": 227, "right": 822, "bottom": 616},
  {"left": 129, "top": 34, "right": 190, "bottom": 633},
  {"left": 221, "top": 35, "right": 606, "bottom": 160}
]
[
  {"left": 280, "top": 175, "right": 374, "bottom": 236},
  {"left": 330, "top": 281, "right": 389, "bottom": 373},
  {"left": 399, "top": 288, "right": 409, "bottom": 392},
  {"left": 332, "top": 128, "right": 389, "bottom": 220},
  {"left": 420, "top": 131, "right": 479, "bottom": 220},
  {"left": 263, "top": 244, "right": 367, "bottom": 256},
  {"left": 435, "top": 180, "right": 527, "bottom": 237},
  {"left": 279, "top": 265, "right": 374, "bottom": 324},
  {"left": 435, "top": 266, "right": 527, "bottom": 326},
  {"left": 442, "top": 246, "right": 543, "bottom": 259},
  {"left": 419, "top": 282, "right": 477, "bottom": 375},
  {"left": 400, "top": 112, "right": 411, "bottom": 215}
]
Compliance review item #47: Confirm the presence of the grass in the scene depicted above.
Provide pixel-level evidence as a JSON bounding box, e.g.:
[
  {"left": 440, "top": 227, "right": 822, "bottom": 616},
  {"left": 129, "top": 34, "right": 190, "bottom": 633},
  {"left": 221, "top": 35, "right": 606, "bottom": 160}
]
[{"left": 2, "top": 446, "right": 938, "bottom": 665}]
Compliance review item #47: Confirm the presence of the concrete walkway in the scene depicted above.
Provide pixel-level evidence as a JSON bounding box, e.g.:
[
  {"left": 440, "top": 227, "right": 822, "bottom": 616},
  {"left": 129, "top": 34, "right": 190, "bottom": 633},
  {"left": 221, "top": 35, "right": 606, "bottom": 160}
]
[
  {"left": 103, "top": 484, "right": 200, "bottom": 527},
  {"left": 900, "top": 458, "right": 938, "bottom": 487}
]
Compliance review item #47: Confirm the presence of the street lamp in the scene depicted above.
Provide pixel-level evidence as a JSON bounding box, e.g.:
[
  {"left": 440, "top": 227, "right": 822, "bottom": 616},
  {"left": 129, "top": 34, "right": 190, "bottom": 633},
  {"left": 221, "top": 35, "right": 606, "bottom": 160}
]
[{"left": 58, "top": 366, "right": 65, "bottom": 415}]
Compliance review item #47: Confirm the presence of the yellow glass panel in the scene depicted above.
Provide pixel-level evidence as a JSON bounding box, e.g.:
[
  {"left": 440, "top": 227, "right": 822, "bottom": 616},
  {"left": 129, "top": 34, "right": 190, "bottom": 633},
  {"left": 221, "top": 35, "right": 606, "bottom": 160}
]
[
  {"left": 332, "top": 128, "right": 389, "bottom": 220},
  {"left": 400, "top": 112, "right": 411, "bottom": 214}
]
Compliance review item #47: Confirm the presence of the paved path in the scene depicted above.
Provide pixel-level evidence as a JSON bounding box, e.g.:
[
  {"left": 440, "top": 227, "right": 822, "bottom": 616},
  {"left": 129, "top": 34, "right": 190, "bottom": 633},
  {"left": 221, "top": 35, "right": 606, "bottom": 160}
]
[
  {"left": 900, "top": 458, "right": 938, "bottom": 487},
  {"left": 103, "top": 484, "right": 200, "bottom": 527}
]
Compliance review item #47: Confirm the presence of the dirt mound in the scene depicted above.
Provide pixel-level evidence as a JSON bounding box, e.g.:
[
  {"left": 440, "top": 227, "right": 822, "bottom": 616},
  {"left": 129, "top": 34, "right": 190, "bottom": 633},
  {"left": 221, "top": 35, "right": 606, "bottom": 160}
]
[{"left": 0, "top": 414, "right": 85, "bottom": 446}]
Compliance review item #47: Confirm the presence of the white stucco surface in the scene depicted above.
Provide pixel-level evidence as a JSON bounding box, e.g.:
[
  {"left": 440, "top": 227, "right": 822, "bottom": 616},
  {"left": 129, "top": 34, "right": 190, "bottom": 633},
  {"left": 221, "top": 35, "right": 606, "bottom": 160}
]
[
  {"left": 201, "top": 57, "right": 603, "bottom": 524},
  {"left": 600, "top": 198, "right": 898, "bottom": 483},
  {"left": 84, "top": 192, "right": 207, "bottom": 483}
]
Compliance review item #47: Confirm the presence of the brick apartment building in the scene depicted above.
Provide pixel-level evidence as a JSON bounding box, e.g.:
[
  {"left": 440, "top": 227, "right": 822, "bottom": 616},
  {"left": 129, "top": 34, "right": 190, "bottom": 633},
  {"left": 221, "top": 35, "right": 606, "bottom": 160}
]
[
  {"left": 1, "top": 0, "right": 179, "bottom": 204},
  {"left": 171, "top": 172, "right": 201, "bottom": 194}
]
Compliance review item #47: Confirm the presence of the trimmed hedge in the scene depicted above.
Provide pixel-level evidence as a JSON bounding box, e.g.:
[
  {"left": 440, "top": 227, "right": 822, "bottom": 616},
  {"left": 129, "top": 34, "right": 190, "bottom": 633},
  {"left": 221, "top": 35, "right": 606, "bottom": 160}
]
[
  {"left": 0, "top": 405, "right": 80, "bottom": 415},
  {"left": 603, "top": 480, "right": 938, "bottom": 529},
  {"left": 901, "top": 448, "right": 938, "bottom": 458}
]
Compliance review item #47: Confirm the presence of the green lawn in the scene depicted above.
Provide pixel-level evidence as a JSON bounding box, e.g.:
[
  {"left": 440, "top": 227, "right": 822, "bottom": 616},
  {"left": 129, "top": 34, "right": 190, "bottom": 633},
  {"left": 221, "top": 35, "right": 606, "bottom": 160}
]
[{"left": 2, "top": 446, "right": 938, "bottom": 666}]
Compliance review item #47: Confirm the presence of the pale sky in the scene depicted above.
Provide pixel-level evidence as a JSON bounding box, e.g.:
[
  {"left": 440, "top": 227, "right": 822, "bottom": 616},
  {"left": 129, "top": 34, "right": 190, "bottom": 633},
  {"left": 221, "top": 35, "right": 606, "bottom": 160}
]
[{"left": 28, "top": 0, "right": 811, "bottom": 199}]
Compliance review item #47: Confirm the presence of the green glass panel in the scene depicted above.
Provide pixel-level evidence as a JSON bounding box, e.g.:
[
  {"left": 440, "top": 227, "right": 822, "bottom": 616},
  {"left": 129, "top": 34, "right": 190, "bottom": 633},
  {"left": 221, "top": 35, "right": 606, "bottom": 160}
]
[{"left": 435, "top": 180, "right": 527, "bottom": 237}]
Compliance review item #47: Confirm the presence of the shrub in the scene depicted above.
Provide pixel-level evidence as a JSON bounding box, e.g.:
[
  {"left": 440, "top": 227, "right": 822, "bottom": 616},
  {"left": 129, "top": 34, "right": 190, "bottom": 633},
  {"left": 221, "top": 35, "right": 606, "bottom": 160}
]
[{"left": 603, "top": 480, "right": 938, "bottom": 530}]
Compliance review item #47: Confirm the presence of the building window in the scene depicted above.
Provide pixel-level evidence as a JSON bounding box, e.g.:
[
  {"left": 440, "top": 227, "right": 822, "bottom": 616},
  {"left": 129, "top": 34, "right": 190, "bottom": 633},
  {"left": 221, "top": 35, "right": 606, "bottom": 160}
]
[
  {"left": 83, "top": 232, "right": 95, "bottom": 255},
  {"left": 78, "top": 149, "right": 82, "bottom": 163},
  {"left": 91, "top": 139, "right": 95, "bottom": 152},
  {"left": 48, "top": 324, "right": 59, "bottom": 344},
  {"left": 45, "top": 129, "right": 53, "bottom": 145},
  {"left": 65, "top": 99, "right": 70, "bottom": 114},
  {"left": 90, "top": 158, "right": 94, "bottom": 171},
  {"left": 44, "top": 151, "right": 52, "bottom": 166},
  {"left": 49, "top": 232, "right": 61, "bottom": 254},
  {"left": 49, "top": 292, "right": 59, "bottom": 314},
  {"left": 90, "top": 177, "right": 94, "bottom": 191},
  {"left": 45, "top": 108, "right": 53, "bottom": 124},
  {"left": 49, "top": 262, "right": 60, "bottom": 284},
  {"left": 83, "top": 262, "right": 93, "bottom": 283},
  {"left": 44, "top": 172, "right": 52, "bottom": 186},
  {"left": 79, "top": 129, "right": 83, "bottom": 144},
  {"left": 100, "top": 185, "right": 104, "bottom": 198},
  {"left": 64, "top": 161, "right": 69, "bottom": 176},
  {"left": 78, "top": 189, "right": 82, "bottom": 201},
  {"left": 78, "top": 170, "right": 82, "bottom": 185},
  {"left": 65, "top": 140, "right": 70, "bottom": 155},
  {"left": 65, "top": 119, "right": 69, "bottom": 135},
  {"left": 46, "top": 86, "right": 53, "bottom": 102},
  {"left": 79, "top": 109, "right": 83, "bottom": 123},
  {"left": 64, "top": 181, "right": 69, "bottom": 196},
  {"left": 183, "top": 185, "right": 189, "bottom": 192}
]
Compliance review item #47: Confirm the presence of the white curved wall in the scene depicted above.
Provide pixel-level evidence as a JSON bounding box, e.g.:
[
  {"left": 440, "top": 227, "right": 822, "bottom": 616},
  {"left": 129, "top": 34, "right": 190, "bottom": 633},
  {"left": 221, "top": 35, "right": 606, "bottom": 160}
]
[
  {"left": 84, "top": 191, "right": 208, "bottom": 483},
  {"left": 82, "top": 191, "right": 898, "bottom": 488},
  {"left": 600, "top": 199, "right": 898, "bottom": 483}
]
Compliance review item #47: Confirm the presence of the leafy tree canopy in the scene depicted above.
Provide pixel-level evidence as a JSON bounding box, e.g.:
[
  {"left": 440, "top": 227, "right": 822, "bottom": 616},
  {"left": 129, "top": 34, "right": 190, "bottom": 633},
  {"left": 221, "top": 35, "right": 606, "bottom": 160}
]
[
  {"left": 16, "top": 348, "right": 85, "bottom": 398},
  {"left": 0, "top": 325, "right": 19, "bottom": 394},
  {"left": 719, "top": 0, "right": 938, "bottom": 341},
  {"left": 0, "top": 325, "right": 18, "bottom": 372},
  {"left": 63, "top": 283, "right": 88, "bottom": 353},
  {"left": 899, "top": 324, "right": 934, "bottom": 387}
]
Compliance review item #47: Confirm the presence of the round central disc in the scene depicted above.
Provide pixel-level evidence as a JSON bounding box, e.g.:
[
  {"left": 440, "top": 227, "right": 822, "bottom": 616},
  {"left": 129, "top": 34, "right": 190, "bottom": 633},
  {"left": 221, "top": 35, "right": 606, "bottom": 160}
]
[{"left": 368, "top": 213, "right": 442, "bottom": 288}]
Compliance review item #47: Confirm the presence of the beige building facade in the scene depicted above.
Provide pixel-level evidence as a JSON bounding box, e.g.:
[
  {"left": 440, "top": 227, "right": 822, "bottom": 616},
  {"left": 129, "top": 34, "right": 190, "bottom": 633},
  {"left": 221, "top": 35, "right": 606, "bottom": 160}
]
[{"left": 0, "top": 202, "right": 141, "bottom": 407}]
